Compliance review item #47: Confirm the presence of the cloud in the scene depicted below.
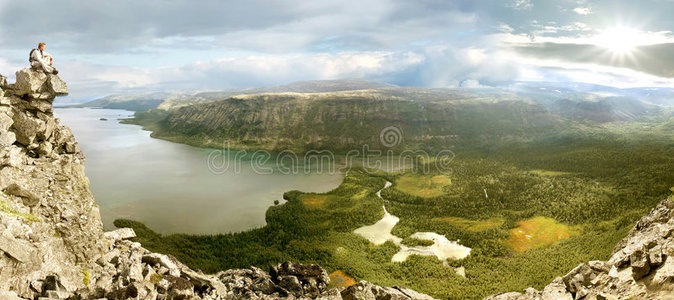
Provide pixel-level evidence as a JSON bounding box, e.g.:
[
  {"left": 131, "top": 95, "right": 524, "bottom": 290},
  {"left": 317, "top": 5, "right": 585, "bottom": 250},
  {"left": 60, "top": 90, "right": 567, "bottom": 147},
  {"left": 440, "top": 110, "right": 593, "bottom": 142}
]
[
  {"left": 0, "top": 0, "right": 308, "bottom": 53},
  {"left": 460, "top": 79, "right": 488, "bottom": 88},
  {"left": 4, "top": 0, "right": 674, "bottom": 97},
  {"left": 45, "top": 51, "right": 427, "bottom": 98},
  {"left": 0, "top": 0, "right": 478, "bottom": 55},
  {"left": 0, "top": 58, "right": 23, "bottom": 82},
  {"left": 573, "top": 7, "right": 593, "bottom": 15},
  {"left": 513, "top": 42, "right": 674, "bottom": 78},
  {"left": 44, "top": 44, "right": 522, "bottom": 99},
  {"left": 508, "top": 0, "right": 533, "bottom": 10}
]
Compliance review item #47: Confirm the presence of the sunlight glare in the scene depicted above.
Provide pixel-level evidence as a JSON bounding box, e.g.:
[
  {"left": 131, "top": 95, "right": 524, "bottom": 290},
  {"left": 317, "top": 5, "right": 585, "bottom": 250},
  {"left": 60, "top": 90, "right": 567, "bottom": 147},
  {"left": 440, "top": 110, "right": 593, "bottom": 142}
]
[{"left": 596, "top": 26, "right": 644, "bottom": 54}]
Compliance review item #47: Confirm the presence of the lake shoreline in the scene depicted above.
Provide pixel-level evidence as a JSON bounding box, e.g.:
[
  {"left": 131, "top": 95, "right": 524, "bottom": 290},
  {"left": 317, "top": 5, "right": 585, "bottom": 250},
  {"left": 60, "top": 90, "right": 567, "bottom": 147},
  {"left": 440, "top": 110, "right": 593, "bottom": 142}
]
[{"left": 54, "top": 107, "right": 345, "bottom": 235}]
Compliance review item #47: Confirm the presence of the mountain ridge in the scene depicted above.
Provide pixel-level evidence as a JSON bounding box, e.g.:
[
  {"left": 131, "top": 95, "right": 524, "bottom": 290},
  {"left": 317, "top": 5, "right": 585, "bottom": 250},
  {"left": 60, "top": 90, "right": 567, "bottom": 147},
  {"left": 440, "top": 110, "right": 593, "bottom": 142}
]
[
  {"left": 124, "top": 85, "right": 665, "bottom": 153},
  {"left": 74, "top": 79, "right": 396, "bottom": 111}
]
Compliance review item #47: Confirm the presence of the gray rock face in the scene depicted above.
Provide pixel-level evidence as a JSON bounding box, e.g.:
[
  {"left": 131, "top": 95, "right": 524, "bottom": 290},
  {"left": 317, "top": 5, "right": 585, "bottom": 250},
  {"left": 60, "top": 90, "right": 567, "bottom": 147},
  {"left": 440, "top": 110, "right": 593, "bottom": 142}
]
[
  {"left": 486, "top": 198, "right": 674, "bottom": 300},
  {"left": 0, "top": 69, "right": 105, "bottom": 298},
  {"left": 341, "top": 281, "right": 436, "bottom": 300}
]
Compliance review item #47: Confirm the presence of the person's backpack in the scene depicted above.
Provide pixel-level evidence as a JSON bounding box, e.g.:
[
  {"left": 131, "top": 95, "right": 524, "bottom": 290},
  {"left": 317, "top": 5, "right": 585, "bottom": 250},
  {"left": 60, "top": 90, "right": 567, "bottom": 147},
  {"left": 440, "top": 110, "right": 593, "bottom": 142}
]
[{"left": 29, "top": 48, "right": 38, "bottom": 63}]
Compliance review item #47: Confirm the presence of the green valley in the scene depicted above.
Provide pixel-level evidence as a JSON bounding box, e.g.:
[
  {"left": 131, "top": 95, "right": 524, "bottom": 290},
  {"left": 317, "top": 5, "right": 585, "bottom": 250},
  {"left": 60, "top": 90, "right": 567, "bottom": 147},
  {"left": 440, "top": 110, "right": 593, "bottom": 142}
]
[{"left": 116, "top": 125, "right": 674, "bottom": 298}]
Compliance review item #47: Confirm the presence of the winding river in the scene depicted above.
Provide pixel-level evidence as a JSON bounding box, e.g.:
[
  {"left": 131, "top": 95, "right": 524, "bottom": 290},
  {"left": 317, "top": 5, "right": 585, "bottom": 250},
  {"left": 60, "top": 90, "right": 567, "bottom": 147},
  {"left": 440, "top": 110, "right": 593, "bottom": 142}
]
[{"left": 353, "top": 180, "right": 471, "bottom": 264}]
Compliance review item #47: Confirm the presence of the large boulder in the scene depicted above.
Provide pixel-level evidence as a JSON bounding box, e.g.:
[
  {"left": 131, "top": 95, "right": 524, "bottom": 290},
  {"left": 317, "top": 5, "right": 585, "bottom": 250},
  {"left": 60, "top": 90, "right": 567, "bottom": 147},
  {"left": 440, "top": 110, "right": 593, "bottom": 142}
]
[
  {"left": 48, "top": 75, "right": 68, "bottom": 96},
  {"left": 10, "top": 109, "right": 44, "bottom": 146},
  {"left": 3, "top": 183, "right": 40, "bottom": 207},
  {"left": 11, "top": 68, "right": 67, "bottom": 99},
  {"left": 103, "top": 228, "right": 136, "bottom": 241},
  {"left": 341, "top": 281, "right": 435, "bottom": 300}
]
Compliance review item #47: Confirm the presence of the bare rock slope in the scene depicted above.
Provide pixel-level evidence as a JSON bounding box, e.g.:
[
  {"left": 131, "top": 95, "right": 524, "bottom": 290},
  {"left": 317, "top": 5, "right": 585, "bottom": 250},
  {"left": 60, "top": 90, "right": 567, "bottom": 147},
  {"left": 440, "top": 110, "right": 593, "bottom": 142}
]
[{"left": 0, "top": 69, "right": 435, "bottom": 299}]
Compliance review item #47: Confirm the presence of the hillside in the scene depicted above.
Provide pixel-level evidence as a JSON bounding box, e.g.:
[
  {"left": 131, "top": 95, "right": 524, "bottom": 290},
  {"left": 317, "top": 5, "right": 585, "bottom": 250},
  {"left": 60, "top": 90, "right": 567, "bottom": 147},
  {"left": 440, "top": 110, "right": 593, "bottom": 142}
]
[
  {"left": 127, "top": 84, "right": 665, "bottom": 153},
  {"left": 130, "top": 89, "right": 563, "bottom": 152}
]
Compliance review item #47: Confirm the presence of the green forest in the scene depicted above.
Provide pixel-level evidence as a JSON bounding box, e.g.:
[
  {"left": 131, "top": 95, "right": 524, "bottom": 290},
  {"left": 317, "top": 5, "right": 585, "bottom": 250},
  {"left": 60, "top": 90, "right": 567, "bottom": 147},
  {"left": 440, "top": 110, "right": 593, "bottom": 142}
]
[{"left": 116, "top": 118, "right": 674, "bottom": 299}]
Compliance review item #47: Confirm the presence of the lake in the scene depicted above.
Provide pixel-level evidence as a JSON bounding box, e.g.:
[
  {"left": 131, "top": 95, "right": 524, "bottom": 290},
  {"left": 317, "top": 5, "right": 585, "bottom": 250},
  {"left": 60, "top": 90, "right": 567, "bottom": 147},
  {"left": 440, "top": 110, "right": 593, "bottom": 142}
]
[{"left": 54, "top": 108, "right": 344, "bottom": 234}]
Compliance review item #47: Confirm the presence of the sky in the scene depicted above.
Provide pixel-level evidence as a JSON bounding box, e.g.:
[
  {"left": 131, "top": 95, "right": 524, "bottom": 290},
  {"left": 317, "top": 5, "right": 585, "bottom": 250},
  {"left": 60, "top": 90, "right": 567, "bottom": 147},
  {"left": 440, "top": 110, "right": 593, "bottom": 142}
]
[{"left": 1, "top": 0, "right": 673, "bottom": 101}]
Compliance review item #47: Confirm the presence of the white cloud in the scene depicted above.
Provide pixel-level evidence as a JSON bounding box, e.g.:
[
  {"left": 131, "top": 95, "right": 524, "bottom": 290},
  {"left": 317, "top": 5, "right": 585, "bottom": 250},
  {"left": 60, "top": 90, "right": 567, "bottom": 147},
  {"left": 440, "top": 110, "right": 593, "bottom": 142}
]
[
  {"left": 509, "top": 0, "right": 533, "bottom": 10},
  {"left": 573, "top": 7, "right": 593, "bottom": 15},
  {"left": 46, "top": 51, "right": 426, "bottom": 98},
  {"left": 460, "top": 79, "right": 487, "bottom": 88},
  {"left": 497, "top": 23, "right": 515, "bottom": 33},
  {"left": 464, "top": 48, "right": 487, "bottom": 65}
]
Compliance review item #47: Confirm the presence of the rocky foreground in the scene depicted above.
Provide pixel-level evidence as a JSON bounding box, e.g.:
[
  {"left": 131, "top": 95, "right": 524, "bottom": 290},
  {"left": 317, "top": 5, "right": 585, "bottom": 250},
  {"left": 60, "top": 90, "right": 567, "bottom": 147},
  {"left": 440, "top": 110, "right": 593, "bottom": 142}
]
[
  {"left": 0, "top": 69, "right": 436, "bottom": 299},
  {"left": 0, "top": 69, "right": 673, "bottom": 299}
]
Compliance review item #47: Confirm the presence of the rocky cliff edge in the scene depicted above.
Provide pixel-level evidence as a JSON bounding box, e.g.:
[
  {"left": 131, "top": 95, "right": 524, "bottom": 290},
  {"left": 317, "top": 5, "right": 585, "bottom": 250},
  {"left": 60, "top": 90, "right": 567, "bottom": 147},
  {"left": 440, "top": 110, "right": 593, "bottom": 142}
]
[{"left": 0, "top": 69, "right": 436, "bottom": 299}]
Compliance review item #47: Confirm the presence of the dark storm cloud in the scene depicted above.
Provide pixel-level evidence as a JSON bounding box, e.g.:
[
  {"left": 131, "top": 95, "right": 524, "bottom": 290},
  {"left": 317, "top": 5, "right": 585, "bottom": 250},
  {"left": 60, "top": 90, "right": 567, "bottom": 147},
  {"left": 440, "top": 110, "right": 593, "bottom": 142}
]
[
  {"left": 0, "top": 0, "right": 485, "bottom": 54},
  {"left": 514, "top": 42, "right": 674, "bottom": 78},
  {"left": 0, "top": 0, "right": 307, "bottom": 53}
]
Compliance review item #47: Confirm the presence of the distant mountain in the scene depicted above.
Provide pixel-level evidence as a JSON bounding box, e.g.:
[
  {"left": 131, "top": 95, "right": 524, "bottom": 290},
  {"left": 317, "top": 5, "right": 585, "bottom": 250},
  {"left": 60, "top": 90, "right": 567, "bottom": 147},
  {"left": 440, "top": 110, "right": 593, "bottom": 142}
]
[
  {"left": 72, "top": 90, "right": 220, "bottom": 111},
  {"left": 512, "top": 81, "right": 674, "bottom": 107},
  {"left": 240, "top": 79, "right": 397, "bottom": 93},
  {"left": 76, "top": 79, "right": 395, "bottom": 111}
]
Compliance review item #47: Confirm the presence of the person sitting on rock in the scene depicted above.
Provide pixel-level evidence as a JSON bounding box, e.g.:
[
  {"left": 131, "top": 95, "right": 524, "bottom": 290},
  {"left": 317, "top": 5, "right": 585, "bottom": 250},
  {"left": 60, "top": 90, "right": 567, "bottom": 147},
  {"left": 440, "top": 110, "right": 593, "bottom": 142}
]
[{"left": 29, "top": 42, "right": 58, "bottom": 75}]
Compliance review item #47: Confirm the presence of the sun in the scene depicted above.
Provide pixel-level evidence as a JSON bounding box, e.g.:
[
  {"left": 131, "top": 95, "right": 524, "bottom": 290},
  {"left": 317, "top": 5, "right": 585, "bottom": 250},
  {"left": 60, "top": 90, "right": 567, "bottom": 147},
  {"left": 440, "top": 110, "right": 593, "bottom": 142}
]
[{"left": 596, "top": 26, "right": 645, "bottom": 54}]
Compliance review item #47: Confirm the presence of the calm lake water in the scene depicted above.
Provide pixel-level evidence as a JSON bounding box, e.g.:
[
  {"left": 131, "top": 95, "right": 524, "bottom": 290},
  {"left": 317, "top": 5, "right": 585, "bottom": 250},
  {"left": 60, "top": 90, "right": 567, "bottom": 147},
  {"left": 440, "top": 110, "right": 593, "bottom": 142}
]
[{"left": 54, "top": 108, "right": 344, "bottom": 234}]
